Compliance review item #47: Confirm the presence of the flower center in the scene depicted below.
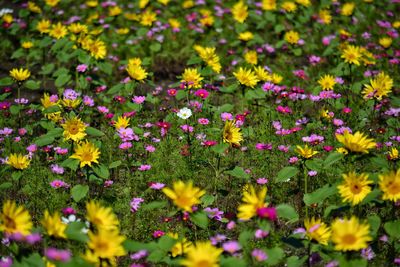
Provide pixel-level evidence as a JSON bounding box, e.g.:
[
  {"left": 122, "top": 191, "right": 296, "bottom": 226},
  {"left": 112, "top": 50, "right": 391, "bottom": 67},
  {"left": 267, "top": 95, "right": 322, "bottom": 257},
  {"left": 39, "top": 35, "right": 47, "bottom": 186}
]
[
  {"left": 342, "top": 234, "right": 356, "bottom": 245},
  {"left": 4, "top": 215, "right": 17, "bottom": 230},
  {"left": 196, "top": 260, "right": 212, "bottom": 267},
  {"left": 350, "top": 183, "right": 362, "bottom": 194},
  {"left": 387, "top": 181, "right": 400, "bottom": 194}
]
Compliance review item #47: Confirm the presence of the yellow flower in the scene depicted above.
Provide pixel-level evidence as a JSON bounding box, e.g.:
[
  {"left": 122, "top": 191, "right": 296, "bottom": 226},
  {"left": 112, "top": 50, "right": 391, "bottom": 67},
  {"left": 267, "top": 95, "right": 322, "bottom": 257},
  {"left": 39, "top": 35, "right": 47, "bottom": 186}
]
[
  {"left": 181, "top": 68, "right": 203, "bottom": 88},
  {"left": 6, "top": 153, "right": 31, "bottom": 170},
  {"left": 362, "top": 72, "right": 393, "bottom": 100},
  {"left": 126, "top": 64, "right": 148, "bottom": 82},
  {"left": 140, "top": 10, "right": 157, "bottom": 26},
  {"left": 114, "top": 116, "right": 130, "bottom": 129},
  {"left": 379, "top": 37, "right": 392, "bottom": 48},
  {"left": 28, "top": 1, "right": 42, "bottom": 13},
  {"left": 336, "top": 131, "right": 376, "bottom": 154},
  {"left": 70, "top": 141, "right": 101, "bottom": 168},
  {"left": 318, "top": 74, "right": 336, "bottom": 90},
  {"left": 162, "top": 180, "right": 205, "bottom": 212},
  {"left": 0, "top": 200, "right": 32, "bottom": 235},
  {"left": 388, "top": 147, "right": 399, "bottom": 161},
  {"left": 393, "top": 21, "right": 400, "bottom": 28},
  {"left": 223, "top": 120, "right": 243, "bottom": 147},
  {"left": 320, "top": 109, "right": 334, "bottom": 120},
  {"left": 244, "top": 50, "right": 258, "bottom": 65},
  {"left": 232, "top": 1, "right": 248, "bottom": 23},
  {"left": 341, "top": 45, "right": 362, "bottom": 65},
  {"left": 238, "top": 31, "right": 253, "bottom": 41},
  {"left": 271, "top": 73, "right": 283, "bottom": 84},
  {"left": 68, "top": 23, "right": 88, "bottom": 34},
  {"left": 37, "top": 19, "right": 51, "bottom": 33},
  {"left": 128, "top": 57, "right": 142, "bottom": 66},
  {"left": 233, "top": 67, "right": 259, "bottom": 88},
  {"left": 237, "top": 185, "right": 267, "bottom": 220},
  {"left": 158, "top": 0, "right": 170, "bottom": 5},
  {"left": 21, "top": 41, "right": 33, "bottom": 49},
  {"left": 193, "top": 45, "right": 221, "bottom": 73},
  {"left": 85, "top": 230, "right": 126, "bottom": 263},
  {"left": 169, "top": 18, "right": 181, "bottom": 29},
  {"left": 181, "top": 241, "right": 223, "bottom": 267},
  {"left": 379, "top": 169, "right": 400, "bottom": 202},
  {"left": 331, "top": 217, "right": 371, "bottom": 251},
  {"left": 199, "top": 9, "right": 214, "bottom": 27},
  {"left": 262, "top": 0, "right": 277, "bottom": 10},
  {"left": 336, "top": 147, "right": 348, "bottom": 155},
  {"left": 296, "top": 0, "right": 311, "bottom": 6},
  {"left": 2, "top": 14, "right": 13, "bottom": 24},
  {"left": 45, "top": 0, "right": 60, "bottom": 7},
  {"left": 9, "top": 68, "right": 30, "bottom": 82},
  {"left": 295, "top": 144, "right": 318, "bottom": 159},
  {"left": 182, "top": 0, "right": 194, "bottom": 9},
  {"left": 304, "top": 217, "right": 331, "bottom": 245},
  {"left": 338, "top": 172, "right": 372, "bottom": 206},
  {"left": 49, "top": 22, "right": 68, "bottom": 39},
  {"left": 88, "top": 39, "right": 107, "bottom": 60},
  {"left": 253, "top": 66, "right": 271, "bottom": 81},
  {"left": 41, "top": 211, "right": 67, "bottom": 239},
  {"left": 341, "top": 2, "right": 355, "bottom": 16},
  {"left": 139, "top": 0, "right": 149, "bottom": 8},
  {"left": 109, "top": 6, "right": 122, "bottom": 16},
  {"left": 86, "top": 201, "right": 119, "bottom": 230},
  {"left": 61, "top": 116, "right": 87, "bottom": 142},
  {"left": 281, "top": 1, "right": 297, "bottom": 12},
  {"left": 284, "top": 30, "right": 300, "bottom": 45},
  {"left": 318, "top": 10, "right": 332, "bottom": 24},
  {"left": 168, "top": 233, "right": 192, "bottom": 257},
  {"left": 116, "top": 28, "right": 129, "bottom": 35},
  {"left": 86, "top": 0, "right": 98, "bottom": 7}
]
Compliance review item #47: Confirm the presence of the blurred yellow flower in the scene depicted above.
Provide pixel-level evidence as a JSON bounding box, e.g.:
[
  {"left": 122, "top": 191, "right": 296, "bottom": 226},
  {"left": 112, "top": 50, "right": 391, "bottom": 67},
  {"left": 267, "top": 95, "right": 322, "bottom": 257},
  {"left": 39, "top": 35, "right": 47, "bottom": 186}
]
[
  {"left": 41, "top": 211, "right": 67, "bottom": 239},
  {"left": 233, "top": 67, "right": 259, "bottom": 88},
  {"left": 0, "top": 201, "right": 32, "bottom": 235},
  {"left": 181, "top": 68, "right": 203, "bottom": 88},
  {"left": 336, "top": 131, "right": 376, "bottom": 154},
  {"left": 9, "top": 68, "right": 31, "bottom": 82},
  {"left": 49, "top": 22, "right": 68, "bottom": 39},
  {"left": 223, "top": 120, "right": 243, "bottom": 146},
  {"left": 331, "top": 217, "right": 371, "bottom": 251},
  {"left": 237, "top": 185, "right": 267, "bottom": 220},
  {"left": 379, "top": 169, "right": 400, "bottom": 202},
  {"left": 244, "top": 50, "right": 258, "bottom": 65},
  {"left": 284, "top": 30, "right": 300, "bottom": 44},
  {"left": 232, "top": 1, "right": 248, "bottom": 23},
  {"left": 162, "top": 180, "right": 205, "bottom": 212},
  {"left": 304, "top": 217, "right": 331, "bottom": 245},
  {"left": 318, "top": 74, "right": 336, "bottom": 90},
  {"left": 341, "top": 2, "right": 355, "bottom": 16}
]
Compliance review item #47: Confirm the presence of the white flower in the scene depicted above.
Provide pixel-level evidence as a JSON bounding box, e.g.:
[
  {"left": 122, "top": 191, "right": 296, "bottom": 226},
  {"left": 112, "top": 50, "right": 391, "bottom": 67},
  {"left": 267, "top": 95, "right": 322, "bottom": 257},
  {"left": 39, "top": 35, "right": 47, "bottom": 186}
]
[{"left": 176, "top": 107, "right": 192, "bottom": 119}]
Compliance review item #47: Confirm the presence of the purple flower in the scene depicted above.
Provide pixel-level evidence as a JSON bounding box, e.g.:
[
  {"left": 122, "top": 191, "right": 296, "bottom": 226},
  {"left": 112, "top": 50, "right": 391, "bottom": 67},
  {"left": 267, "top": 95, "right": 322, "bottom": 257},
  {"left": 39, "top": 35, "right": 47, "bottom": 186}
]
[
  {"left": 50, "top": 180, "right": 69, "bottom": 189},
  {"left": 130, "top": 250, "right": 148, "bottom": 260},
  {"left": 45, "top": 248, "right": 71, "bottom": 262},
  {"left": 256, "top": 178, "right": 269, "bottom": 184},
  {"left": 361, "top": 246, "right": 375, "bottom": 260},
  {"left": 138, "top": 165, "right": 151, "bottom": 171},
  {"left": 0, "top": 257, "right": 12, "bottom": 267},
  {"left": 210, "top": 234, "right": 227, "bottom": 245},
  {"left": 130, "top": 197, "right": 144, "bottom": 212},
  {"left": 76, "top": 64, "right": 88, "bottom": 72},
  {"left": 132, "top": 96, "right": 146, "bottom": 104},
  {"left": 50, "top": 164, "right": 64, "bottom": 174},
  {"left": 308, "top": 171, "right": 318, "bottom": 177},
  {"left": 63, "top": 89, "right": 80, "bottom": 100},
  {"left": 252, "top": 249, "right": 267, "bottom": 262},
  {"left": 254, "top": 229, "right": 269, "bottom": 239},
  {"left": 255, "top": 143, "right": 272, "bottom": 150},
  {"left": 302, "top": 134, "right": 324, "bottom": 145},
  {"left": 149, "top": 182, "right": 165, "bottom": 190},
  {"left": 119, "top": 142, "right": 132, "bottom": 150},
  {"left": 83, "top": 95, "right": 94, "bottom": 106},
  {"left": 204, "top": 207, "right": 224, "bottom": 221},
  {"left": 222, "top": 241, "right": 241, "bottom": 254},
  {"left": 220, "top": 112, "right": 233, "bottom": 121},
  {"left": 145, "top": 145, "right": 156, "bottom": 152}
]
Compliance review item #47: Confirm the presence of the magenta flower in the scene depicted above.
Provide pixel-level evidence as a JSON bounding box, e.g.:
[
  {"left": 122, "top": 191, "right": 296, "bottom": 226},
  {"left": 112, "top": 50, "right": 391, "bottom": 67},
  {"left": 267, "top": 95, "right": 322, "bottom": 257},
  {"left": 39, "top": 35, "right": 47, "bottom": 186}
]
[
  {"left": 152, "top": 230, "right": 165, "bottom": 238},
  {"left": 119, "top": 142, "right": 132, "bottom": 150},
  {"left": 255, "top": 143, "right": 272, "bottom": 150},
  {"left": 132, "top": 96, "right": 146, "bottom": 104},
  {"left": 138, "top": 165, "right": 151, "bottom": 171},
  {"left": 198, "top": 118, "right": 210, "bottom": 125},
  {"left": 50, "top": 180, "right": 69, "bottom": 189},
  {"left": 76, "top": 64, "right": 88, "bottom": 72},
  {"left": 45, "top": 248, "right": 71, "bottom": 262},
  {"left": 194, "top": 89, "right": 209, "bottom": 99},
  {"left": 252, "top": 249, "right": 268, "bottom": 262},
  {"left": 130, "top": 250, "right": 148, "bottom": 260},
  {"left": 130, "top": 197, "right": 144, "bottom": 212},
  {"left": 256, "top": 207, "right": 277, "bottom": 221},
  {"left": 148, "top": 182, "right": 165, "bottom": 190},
  {"left": 222, "top": 241, "right": 241, "bottom": 254},
  {"left": 50, "top": 164, "right": 64, "bottom": 174},
  {"left": 256, "top": 178, "right": 268, "bottom": 184},
  {"left": 204, "top": 207, "right": 224, "bottom": 221}
]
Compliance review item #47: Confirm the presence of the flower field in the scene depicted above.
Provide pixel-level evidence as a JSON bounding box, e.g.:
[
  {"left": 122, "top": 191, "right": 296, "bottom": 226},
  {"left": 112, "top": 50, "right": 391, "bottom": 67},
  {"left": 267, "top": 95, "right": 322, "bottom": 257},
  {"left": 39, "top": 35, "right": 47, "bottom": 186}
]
[{"left": 0, "top": 0, "right": 400, "bottom": 266}]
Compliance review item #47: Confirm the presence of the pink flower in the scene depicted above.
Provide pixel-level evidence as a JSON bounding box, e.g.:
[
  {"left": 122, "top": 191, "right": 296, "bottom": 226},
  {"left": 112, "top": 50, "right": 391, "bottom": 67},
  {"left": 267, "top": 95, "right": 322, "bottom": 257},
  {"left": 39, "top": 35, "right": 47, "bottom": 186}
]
[
  {"left": 45, "top": 248, "right": 71, "bottom": 262},
  {"left": 220, "top": 112, "right": 233, "bottom": 121},
  {"left": 76, "top": 64, "right": 88, "bottom": 72},
  {"left": 119, "top": 142, "right": 132, "bottom": 150},
  {"left": 132, "top": 96, "right": 146, "bottom": 104},
  {"left": 222, "top": 241, "right": 241, "bottom": 254},
  {"left": 202, "top": 140, "right": 217, "bottom": 147},
  {"left": 256, "top": 178, "right": 268, "bottom": 184},
  {"left": 130, "top": 197, "right": 144, "bottom": 212},
  {"left": 198, "top": 118, "right": 210, "bottom": 125},
  {"left": 289, "top": 157, "right": 299, "bottom": 164},
  {"left": 194, "top": 89, "right": 209, "bottom": 99},
  {"left": 256, "top": 207, "right": 277, "bottom": 221},
  {"left": 252, "top": 249, "right": 268, "bottom": 262},
  {"left": 145, "top": 145, "right": 156, "bottom": 152},
  {"left": 149, "top": 182, "right": 165, "bottom": 190},
  {"left": 97, "top": 106, "right": 109, "bottom": 113},
  {"left": 138, "top": 165, "right": 151, "bottom": 171},
  {"left": 255, "top": 143, "right": 272, "bottom": 150},
  {"left": 167, "top": 89, "right": 177, "bottom": 96},
  {"left": 50, "top": 180, "right": 69, "bottom": 189},
  {"left": 254, "top": 229, "right": 269, "bottom": 239},
  {"left": 26, "top": 144, "right": 37, "bottom": 153},
  {"left": 180, "top": 124, "right": 194, "bottom": 133}
]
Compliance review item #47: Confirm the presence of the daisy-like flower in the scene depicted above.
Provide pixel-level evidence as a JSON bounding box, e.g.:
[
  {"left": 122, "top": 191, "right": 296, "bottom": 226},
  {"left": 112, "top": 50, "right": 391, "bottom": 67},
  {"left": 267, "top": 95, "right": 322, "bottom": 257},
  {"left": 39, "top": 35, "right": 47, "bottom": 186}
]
[
  {"left": 318, "top": 74, "right": 336, "bottom": 90},
  {"left": 0, "top": 200, "right": 32, "bottom": 235},
  {"left": 331, "top": 216, "right": 372, "bottom": 251},
  {"left": 284, "top": 30, "right": 300, "bottom": 44},
  {"left": 162, "top": 180, "right": 205, "bottom": 212},
  {"left": 9, "top": 68, "right": 30, "bottom": 82},
  {"left": 41, "top": 211, "right": 67, "bottom": 239},
  {"left": 379, "top": 169, "right": 400, "bottom": 202},
  {"left": 231, "top": 1, "right": 248, "bottom": 23},
  {"left": 168, "top": 232, "right": 193, "bottom": 257},
  {"left": 49, "top": 22, "right": 68, "bottom": 39},
  {"left": 86, "top": 201, "right": 119, "bottom": 230},
  {"left": 177, "top": 107, "right": 192, "bottom": 119},
  {"left": 238, "top": 31, "right": 253, "bottom": 41},
  {"left": 89, "top": 39, "right": 107, "bottom": 60},
  {"left": 362, "top": 72, "right": 393, "bottom": 100},
  {"left": 37, "top": 19, "right": 51, "bottom": 33},
  {"left": 6, "top": 153, "right": 31, "bottom": 170},
  {"left": 223, "top": 120, "right": 243, "bottom": 146},
  {"left": 70, "top": 141, "right": 101, "bottom": 168},
  {"left": 114, "top": 116, "right": 130, "bottom": 129},
  {"left": 61, "top": 116, "right": 87, "bottom": 142},
  {"left": 336, "top": 131, "right": 376, "bottom": 154},
  {"left": 304, "top": 217, "right": 331, "bottom": 245},
  {"left": 233, "top": 67, "right": 259, "bottom": 88},
  {"left": 126, "top": 64, "right": 148, "bottom": 82},
  {"left": 341, "top": 45, "right": 362, "bottom": 66},
  {"left": 244, "top": 50, "right": 258, "bottom": 65},
  {"left": 237, "top": 185, "right": 267, "bottom": 220},
  {"left": 338, "top": 172, "right": 372, "bottom": 205},
  {"left": 181, "top": 68, "right": 203, "bottom": 88},
  {"left": 180, "top": 241, "right": 223, "bottom": 267},
  {"left": 341, "top": 2, "right": 355, "bottom": 16},
  {"left": 295, "top": 144, "right": 318, "bottom": 159}
]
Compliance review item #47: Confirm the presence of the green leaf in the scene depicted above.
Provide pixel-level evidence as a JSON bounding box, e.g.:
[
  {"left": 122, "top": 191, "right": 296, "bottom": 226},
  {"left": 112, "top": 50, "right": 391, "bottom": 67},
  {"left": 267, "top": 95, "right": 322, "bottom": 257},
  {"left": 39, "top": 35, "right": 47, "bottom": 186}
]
[
  {"left": 150, "top": 43, "right": 162, "bottom": 52},
  {"left": 34, "top": 135, "right": 55, "bottom": 146},
  {"left": 107, "top": 84, "right": 124, "bottom": 95},
  {"left": 25, "top": 80, "right": 40, "bottom": 90},
  {"left": 275, "top": 166, "right": 299, "bottom": 182},
  {"left": 92, "top": 164, "right": 110, "bottom": 179},
  {"left": 238, "top": 230, "right": 253, "bottom": 246},
  {"left": 10, "top": 105, "right": 22, "bottom": 115},
  {"left": 123, "top": 240, "right": 158, "bottom": 252},
  {"left": 384, "top": 220, "right": 400, "bottom": 239},
  {"left": 19, "top": 253, "right": 45, "bottom": 267},
  {"left": 187, "top": 56, "right": 202, "bottom": 65},
  {"left": 12, "top": 172, "right": 22, "bottom": 181},
  {"left": 201, "top": 194, "right": 215, "bottom": 207},
  {"left": 65, "top": 221, "right": 88, "bottom": 242},
  {"left": 338, "top": 258, "right": 367, "bottom": 267},
  {"left": 276, "top": 204, "right": 299, "bottom": 223},
  {"left": 303, "top": 184, "right": 337, "bottom": 206},
  {"left": 220, "top": 257, "right": 247, "bottom": 267},
  {"left": 43, "top": 105, "right": 61, "bottom": 114},
  {"left": 274, "top": 24, "right": 285, "bottom": 33},
  {"left": 367, "top": 215, "right": 381, "bottom": 238},
  {"left": 55, "top": 73, "right": 71, "bottom": 87},
  {"left": 71, "top": 184, "right": 89, "bottom": 202},
  {"left": 211, "top": 143, "right": 229, "bottom": 155},
  {"left": 61, "top": 158, "right": 79, "bottom": 171},
  {"left": 109, "top": 160, "right": 122, "bottom": 169},
  {"left": 176, "top": 90, "right": 187, "bottom": 101},
  {"left": 0, "top": 182, "right": 12, "bottom": 190},
  {"left": 158, "top": 235, "right": 177, "bottom": 251},
  {"left": 323, "top": 152, "right": 344, "bottom": 168},
  {"left": 142, "top": 201, "right": 167, "bottom": 211},
  {"left": 219, "top": 83, "right": 238, "bottom": 93},
  {"left": 225, "top": 166, "right": 250, "bottom": 180},
  {"left": 40, "top": 63, "right": 55, "bottom": 75},
  {"left": 287, "top": 256, "right": 307, "bottom": 267},
  {"left": 190, "top": 211, "right": 208, "bottom": 229},
  {"left": 265, "top": 247, "right": 285, "bottom": 266},
  {"left": 98, "top": 62, "right": 113, "bottom": 75},
  {"left": 293, "top": 48, "right": 302, "bottom": 56},
  {"left": 86, "top": 127, "right": 105, "bottom": 137}
]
